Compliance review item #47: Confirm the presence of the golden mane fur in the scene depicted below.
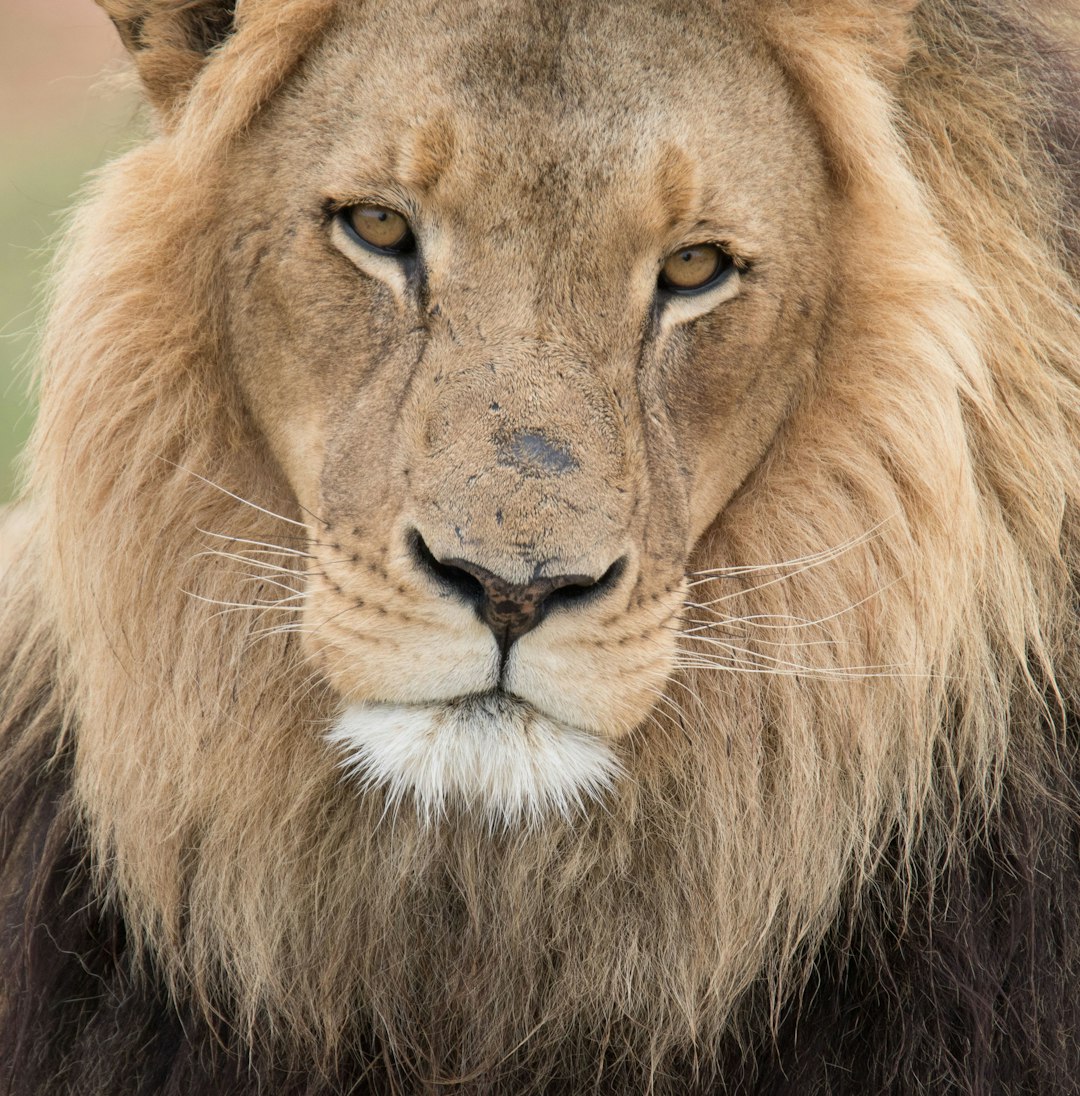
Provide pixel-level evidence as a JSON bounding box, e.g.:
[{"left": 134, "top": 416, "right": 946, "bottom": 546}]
[{"left": 3, "top": 0, "right": 1080, "bottom": 1090}]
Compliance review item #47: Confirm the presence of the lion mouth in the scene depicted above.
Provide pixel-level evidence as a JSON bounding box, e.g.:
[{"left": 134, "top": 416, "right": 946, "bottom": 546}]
[{"left": 326, "top": 691, "right": 623, "bottom": 826}]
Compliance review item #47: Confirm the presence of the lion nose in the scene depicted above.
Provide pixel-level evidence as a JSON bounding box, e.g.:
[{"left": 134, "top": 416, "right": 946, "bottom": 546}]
[{"left": 410, "top": 533, "right": 625, "bottom": 651}]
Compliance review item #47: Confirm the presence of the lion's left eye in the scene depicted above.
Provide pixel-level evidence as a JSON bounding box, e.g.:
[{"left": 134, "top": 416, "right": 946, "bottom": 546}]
[
  {"left": 658, "top": 243, "right": 734, "bottom": 294},
  {"left": 340, "top": 205, "right": 416, "bottom": 255}
]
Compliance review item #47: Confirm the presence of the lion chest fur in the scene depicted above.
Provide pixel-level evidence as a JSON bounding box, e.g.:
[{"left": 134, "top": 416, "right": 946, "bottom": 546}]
[{"left": 2, "top": 0, "right": 1080, "bottom": 1093}]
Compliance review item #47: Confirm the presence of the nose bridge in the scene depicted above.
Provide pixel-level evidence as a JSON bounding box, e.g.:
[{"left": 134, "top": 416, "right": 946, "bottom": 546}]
[
  {"left": 424, "top": 340, "right": 626, "bottom": 480},
  {"left": 406, "top": 340, "right": 632, "bottom": 585}
]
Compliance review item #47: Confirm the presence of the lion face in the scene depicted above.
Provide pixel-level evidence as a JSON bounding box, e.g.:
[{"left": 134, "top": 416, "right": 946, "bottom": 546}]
[{"left": 215, "top": 0, "right": 833, "bottom": 820}]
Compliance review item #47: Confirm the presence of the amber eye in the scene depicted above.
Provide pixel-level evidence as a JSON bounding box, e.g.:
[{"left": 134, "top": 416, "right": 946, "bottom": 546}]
[
  {"left": 342, "top": 205, "right": 416, "bottom": 254},
  {"left": 658, "top": 243, "right": 733, "bottom": 293}
]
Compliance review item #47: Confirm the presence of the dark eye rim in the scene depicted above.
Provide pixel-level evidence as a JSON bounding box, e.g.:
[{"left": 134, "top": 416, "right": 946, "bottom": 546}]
[
  {"left": 336, "top": 204, "right": 418, "bottom": 258},
  {"left": 656, "top": 243, "right": 742, "bottom": 297}
]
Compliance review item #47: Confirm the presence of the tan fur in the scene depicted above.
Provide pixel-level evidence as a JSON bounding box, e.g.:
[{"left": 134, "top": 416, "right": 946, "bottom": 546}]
[{"left": 5, "top": 0, "right": 1080, "bottom": 1084}]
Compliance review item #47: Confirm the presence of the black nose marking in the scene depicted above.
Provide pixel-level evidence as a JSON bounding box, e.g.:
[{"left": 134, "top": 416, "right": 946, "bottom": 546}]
[{"left": 498, "top": 429, "right": 579, "bottom": 476}]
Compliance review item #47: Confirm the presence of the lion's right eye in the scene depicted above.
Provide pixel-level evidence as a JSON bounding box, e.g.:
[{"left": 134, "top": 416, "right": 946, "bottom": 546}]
[
  {"left": 340, "top": 205, "right": 416, "bottom": 255},
  {"left": 658, "top": 243, "right": 734, "bottom": 294}
]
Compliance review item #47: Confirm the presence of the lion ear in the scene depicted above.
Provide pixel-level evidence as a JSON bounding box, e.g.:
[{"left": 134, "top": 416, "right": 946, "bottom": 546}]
[{"left": 96, "top": 0, "right": 237, "bottom": 113}]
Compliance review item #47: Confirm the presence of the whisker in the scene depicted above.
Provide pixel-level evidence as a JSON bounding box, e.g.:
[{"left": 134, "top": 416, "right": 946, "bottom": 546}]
[
  {"left": 229, "top": 549, "right": 310, "bottom": 561},
  {"left": 245, "top": 588, "right": 307, "bottom": 604},
  {"left": 241, "top": 623, "right": 313, "bottom": 655},
  {"left": 672, "top": 658, "right": 907, "bottom": 681},
  {"left": 200, "top": 578, "right": 306, "bottom": 607},
  {"left": 689, "top": 551, "right": 870, "bottom": 605},
  {"left": 673, "top": 641, "right": 920, "bottom": 679},
  {"left": 195, "top": 527, "right": 315, "bottom": 557},
  {"left": 681, "top": 625, "right": 844, "bottom": 650},
  {"left": 681, "top": 615, "right": 820, "bottom": 638},
  {"left": 681, "top": 633, "right": 859, "bottom": 667},
  {"left": 682, "top": 608, "right": 819, "bottom": 628},
  {"left": 196, "top": 549, "right": 310, "bottom": 578},
  {"left": 293, "top": 498, "right": 332, "bottom": 529},
  {"left": 163, "top": 460, "right": 312, "bottom": 529},
  {"left": 241, "top": 574, "right": 306, "bottom": 596},
  {"left": 247, "top": 622, "right": 311, "bottom": 642},
  {"left": 685, "top": 521, "right": 891, "bottom": 586},
  {"left": 644, "top": 688, "right": 692, "bottom": 727},
  {"left": 183, "top": 590, "right": 305, "bottom": 614},
  {"left": 685, "top": 581, "right": 899, "bottom": 632}
]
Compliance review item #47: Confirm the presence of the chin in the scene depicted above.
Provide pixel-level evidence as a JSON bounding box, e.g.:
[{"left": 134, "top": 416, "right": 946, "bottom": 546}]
[{"left": 327, "top": 692, "right": 624, "bottom": 827}]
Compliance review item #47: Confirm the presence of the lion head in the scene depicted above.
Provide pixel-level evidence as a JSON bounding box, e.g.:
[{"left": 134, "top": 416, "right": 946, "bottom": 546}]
[
  {"left": 7, "top": 0, "right": 1079, "bottom": 1088},
  {"left": 213, "top": 0, "right": 842, "bottom": 825}
]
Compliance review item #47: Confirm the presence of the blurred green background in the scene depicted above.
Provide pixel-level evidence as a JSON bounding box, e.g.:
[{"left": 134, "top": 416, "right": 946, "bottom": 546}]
[{"left": 1, "top": 0, "right": 136, "bottom": 502}]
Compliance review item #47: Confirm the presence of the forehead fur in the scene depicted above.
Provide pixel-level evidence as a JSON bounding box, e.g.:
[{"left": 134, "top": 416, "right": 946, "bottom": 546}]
[
  {"left": 281, "top": 0, "right": 810, "bottom": 216},
  {"left": 230, "top": 0, "right": 821, "bottom": 356}
]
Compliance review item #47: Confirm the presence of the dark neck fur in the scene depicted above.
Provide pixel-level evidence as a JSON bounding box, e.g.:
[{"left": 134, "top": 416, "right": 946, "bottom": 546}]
[{"left": 3, "top": 689, "right": 1080, "bottom": 1094}]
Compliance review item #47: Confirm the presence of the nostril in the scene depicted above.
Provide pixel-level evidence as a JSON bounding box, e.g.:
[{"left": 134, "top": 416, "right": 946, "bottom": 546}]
[
  {"left": 409, "top": 531, "right": 486, "bottom": 607},
  {"left": 542, "top": 555, "right": 627, "bottom": 614}
]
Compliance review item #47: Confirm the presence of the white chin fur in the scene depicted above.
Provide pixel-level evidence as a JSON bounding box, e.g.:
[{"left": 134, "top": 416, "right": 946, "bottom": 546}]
[{"left": 327, "top": 694, "right": 623, "bottom": 826}]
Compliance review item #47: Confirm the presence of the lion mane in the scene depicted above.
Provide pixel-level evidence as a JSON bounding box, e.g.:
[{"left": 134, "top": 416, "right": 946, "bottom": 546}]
[{"left": 2, "top": 0, "right": 1080, "bottom": 1092}]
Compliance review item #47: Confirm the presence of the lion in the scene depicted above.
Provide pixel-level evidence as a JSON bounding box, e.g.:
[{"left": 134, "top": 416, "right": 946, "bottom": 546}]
[{"left": 2, "top": 0, "right": 1079, "bottom": 1091}]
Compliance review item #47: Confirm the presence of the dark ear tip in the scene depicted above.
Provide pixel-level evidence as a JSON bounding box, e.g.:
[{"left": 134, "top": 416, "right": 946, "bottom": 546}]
[
  {"left": 103, "top": 2, "right": 237, "bottom": 60},
  {"left": 184, "top": 1, "right": 238, "bottom": 55},
  {"left": 99, "top": 0, "right": 240, "bottom": 113},
  {"left": 108, "top": 14, "right": 149, "bottom": 52}
]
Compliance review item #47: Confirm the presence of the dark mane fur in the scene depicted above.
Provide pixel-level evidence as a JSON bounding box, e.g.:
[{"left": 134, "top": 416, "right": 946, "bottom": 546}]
[{"left": 4, "top": 678, "right": 1079, "bottom": 1093}]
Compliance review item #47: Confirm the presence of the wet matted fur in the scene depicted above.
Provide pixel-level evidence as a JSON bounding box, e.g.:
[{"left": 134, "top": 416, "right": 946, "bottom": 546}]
[{"left": 2, "top": 0, "right": 1080, "bottom": 1092}]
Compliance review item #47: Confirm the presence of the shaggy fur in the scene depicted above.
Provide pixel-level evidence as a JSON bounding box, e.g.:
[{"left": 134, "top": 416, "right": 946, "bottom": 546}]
[{"left": 2, "top": 0, "right": 1080, "bottom": 1092}]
